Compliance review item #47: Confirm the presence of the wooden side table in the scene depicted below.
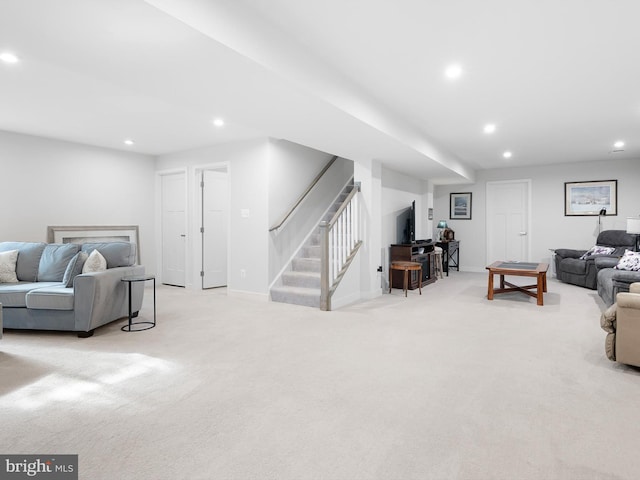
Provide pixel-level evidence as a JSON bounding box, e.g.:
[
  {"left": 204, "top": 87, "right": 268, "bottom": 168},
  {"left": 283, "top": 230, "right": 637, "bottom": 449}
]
[{"left": 389, "top": 261, "right": 422, "bottom": 297}]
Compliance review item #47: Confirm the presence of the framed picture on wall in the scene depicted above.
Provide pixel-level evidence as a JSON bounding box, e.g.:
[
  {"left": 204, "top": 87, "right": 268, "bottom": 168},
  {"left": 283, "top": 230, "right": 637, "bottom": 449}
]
[
  {"left": 564, "top": 180, "right": 617, "bottom": 216},
  {"left": 47, "top": 225, "right": 140, "bottom": 263},
  {"left": 450, "top": 192, "right": 472, "bottom": 220}
]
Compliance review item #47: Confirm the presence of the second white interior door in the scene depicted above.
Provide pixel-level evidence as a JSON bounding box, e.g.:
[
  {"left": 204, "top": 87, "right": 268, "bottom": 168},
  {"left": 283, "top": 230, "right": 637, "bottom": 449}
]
[{"left": 201, "top": 169, "right": 228, "bottom": 288}]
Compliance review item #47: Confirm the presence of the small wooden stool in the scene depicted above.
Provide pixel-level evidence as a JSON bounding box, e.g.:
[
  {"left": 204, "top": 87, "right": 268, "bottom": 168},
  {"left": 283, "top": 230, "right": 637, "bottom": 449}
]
[
  {"left": 389, "top": 261, "right": 422, "bottom": 297},
  {"left": 433, "top": 246, "right": 444, "bottom": 279}
]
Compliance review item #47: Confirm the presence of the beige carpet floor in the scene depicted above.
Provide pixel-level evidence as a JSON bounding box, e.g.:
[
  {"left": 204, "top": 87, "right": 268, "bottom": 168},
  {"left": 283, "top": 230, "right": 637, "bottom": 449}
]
[{"left": 1, "top": 272, "right": 639, "bottom": 480}]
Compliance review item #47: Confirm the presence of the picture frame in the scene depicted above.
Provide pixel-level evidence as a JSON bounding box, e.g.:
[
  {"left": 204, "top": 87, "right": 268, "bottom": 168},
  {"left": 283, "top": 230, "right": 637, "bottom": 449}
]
[
  {"left": 47, "top": 225, "right": 140, "bottom": 263},
  {"left": 450, "top": 192, "right": 472, "bottom": 220},
  {"left": 564, "top": 180, "right": 617, "bottom": 216}
]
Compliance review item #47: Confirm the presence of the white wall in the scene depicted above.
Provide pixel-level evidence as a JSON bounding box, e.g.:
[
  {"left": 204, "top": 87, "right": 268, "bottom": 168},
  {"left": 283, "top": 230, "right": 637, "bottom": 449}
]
[
  {"left": 434, "top": 157, "right": 640, "bottom": 272},
  {"left": 380, "top": 166, "right": 431, "bottom": 290},
  {"left": 267, "top": 139, "right": 335, "bottom": 226},
  {"left": 267, "top": 140, "right": 352, "bottom": 283},
  {"left": 156, "top": 138, "right": 270, "bottom": 295},
  {"left": 354, "top": 159, "right": 383, "bottom": 300},
  {"left": 0, "top": 130, "right": 156, "bottom": 269}
]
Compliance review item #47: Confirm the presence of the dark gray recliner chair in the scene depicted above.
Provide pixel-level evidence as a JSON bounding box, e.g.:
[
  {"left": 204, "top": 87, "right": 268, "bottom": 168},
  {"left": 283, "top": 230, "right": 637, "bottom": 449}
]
[{"left": 554, "top": 230, "right": 636, "bottom": 290}]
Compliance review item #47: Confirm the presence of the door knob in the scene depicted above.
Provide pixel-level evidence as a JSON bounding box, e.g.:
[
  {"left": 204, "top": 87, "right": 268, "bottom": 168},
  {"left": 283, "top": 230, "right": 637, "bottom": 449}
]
[
  {"left": 180, "top": 234, "right": 186, "bottom": 237},
  {"left": 519, "top": 231, "right": 527, "bottom": 235}
]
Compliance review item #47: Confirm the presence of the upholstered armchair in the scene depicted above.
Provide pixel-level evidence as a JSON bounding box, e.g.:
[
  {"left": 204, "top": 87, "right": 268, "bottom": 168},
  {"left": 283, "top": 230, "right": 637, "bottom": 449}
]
[
  {"left": 600, "top": 282, "right": 640, "bottom": 367},
  {"left": 554, "top": 230, "right": 635, "bottom": 289}
]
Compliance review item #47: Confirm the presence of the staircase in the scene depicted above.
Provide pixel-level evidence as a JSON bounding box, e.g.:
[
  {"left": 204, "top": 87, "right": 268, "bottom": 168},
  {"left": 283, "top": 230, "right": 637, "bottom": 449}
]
[{"left": 270, "top": 183, "right": 352, "bottom": 308}]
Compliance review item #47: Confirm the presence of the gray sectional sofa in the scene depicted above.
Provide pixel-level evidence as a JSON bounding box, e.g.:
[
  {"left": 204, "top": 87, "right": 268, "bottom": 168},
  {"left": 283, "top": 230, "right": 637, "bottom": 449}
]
[
  {"left": 0, "top": 241, "right": 144, "bottom": 337},
  {"left": 554, "top": 230, "right": 636, "bottom": 290}
]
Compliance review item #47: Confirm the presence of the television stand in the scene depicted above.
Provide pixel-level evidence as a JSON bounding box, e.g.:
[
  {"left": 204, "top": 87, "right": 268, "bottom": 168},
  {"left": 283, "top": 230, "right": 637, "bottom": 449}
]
[{"left": 389, "top": 241, "right": 435, "bottom": 290}]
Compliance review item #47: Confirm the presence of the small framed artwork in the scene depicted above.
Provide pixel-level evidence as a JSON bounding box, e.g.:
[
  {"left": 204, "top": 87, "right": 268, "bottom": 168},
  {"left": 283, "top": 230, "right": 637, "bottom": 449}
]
[
  {"left": 564, "top": 180, "right": 617, "bottom": 216},
  {"left": 450, "top": 192, "right": 472, "bottom": 220}
]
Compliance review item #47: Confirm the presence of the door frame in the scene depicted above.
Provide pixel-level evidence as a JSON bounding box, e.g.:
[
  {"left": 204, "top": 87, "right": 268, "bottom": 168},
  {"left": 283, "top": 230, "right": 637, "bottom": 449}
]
[
  {"left": 485, "top": 179, "right": 532, "bottom": 264},
  {"left": 156, "top": 168, "right": 188, "bottom": 286}
]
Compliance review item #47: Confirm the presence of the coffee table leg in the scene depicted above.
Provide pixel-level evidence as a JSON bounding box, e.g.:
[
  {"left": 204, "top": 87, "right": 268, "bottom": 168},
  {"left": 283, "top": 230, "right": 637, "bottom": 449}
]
[
  {"left": 488, "top": 272, "right": 494, "bottom": 300},
  {"left": 389, "top": 267, "right": 392, "bottom": 293},
  {"left": 418, "top": 267, "right": 422, "bottom": 295},
  {"left": 500, "top": 274, "right": 505, "bottom": 289},
  {"left": 537, "top": 273, "right": 544, "bottom": 306}
]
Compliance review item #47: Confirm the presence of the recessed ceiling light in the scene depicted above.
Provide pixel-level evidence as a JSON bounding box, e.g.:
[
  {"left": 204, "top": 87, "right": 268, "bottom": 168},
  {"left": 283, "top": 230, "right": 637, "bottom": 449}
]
[
  {"left": 614, "top": 140, "right": 625, "bottom": 148},
  {"left": 444, "top": 64, "right": 463, "bottom": 80},
  {"left": 484, "top": 124, "right": 496, "bottom": 134},
  {"left": 503, "top": 151, "right": 512, "bottom": 159},
  {"left": 0, "top": 52, "right": 19, "bottom": 64},
  {"left": 212, "top": 118, "right": 225, "bottom": 127},
  {"left": 124, "top": 139, "right": 135, "bottom": 146}
]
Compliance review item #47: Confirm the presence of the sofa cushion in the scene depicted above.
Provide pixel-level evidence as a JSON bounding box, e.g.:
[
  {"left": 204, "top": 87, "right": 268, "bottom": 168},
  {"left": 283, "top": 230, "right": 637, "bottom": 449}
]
[
  {"left": 0, "top": 249, "right": 19, "bottom": 283},
  {"left": 26, "top": 286, "right": 75, "bottom": 311},
  {"left": 82, "top": 249, "right": 107, "bottom": 273},
  {"left": 62, "top": 251, "right": 88, "bottom": 287},
  {"left": 0, "top": 242, "right": 46, "bottom": 281},
  {"left": 0, "top": 282, "right": 64, "bottom": 307},
  {"left": 38, "top": 243, "right": 80, "bottom": 281},
  {"left": 81, "top": 242, "right": 136, "bottom": 268}
]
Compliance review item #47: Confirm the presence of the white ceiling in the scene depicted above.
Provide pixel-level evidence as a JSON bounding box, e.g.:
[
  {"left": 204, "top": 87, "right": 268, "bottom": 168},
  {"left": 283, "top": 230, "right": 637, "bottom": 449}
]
[{"left": 1, "top": 0, "right": 639, "bottom": 184}]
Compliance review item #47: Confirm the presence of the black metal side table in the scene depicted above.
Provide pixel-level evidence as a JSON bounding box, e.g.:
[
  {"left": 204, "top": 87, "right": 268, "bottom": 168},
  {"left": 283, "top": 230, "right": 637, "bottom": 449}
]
[{"left": 121, "top": 274, "right": 156, "bottom": 332}]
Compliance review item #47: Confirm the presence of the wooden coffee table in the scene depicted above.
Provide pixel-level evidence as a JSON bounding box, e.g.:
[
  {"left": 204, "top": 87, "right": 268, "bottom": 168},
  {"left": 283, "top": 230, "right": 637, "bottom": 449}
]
[{"left": 486, "top": 261, "right": 549, "bottom": 306}]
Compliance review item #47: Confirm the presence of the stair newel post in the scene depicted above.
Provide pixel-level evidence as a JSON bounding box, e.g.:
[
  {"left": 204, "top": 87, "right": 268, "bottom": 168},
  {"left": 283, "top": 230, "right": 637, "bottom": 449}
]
[{"left": 319, "top": 220, "right": 331, "bottom": 311}]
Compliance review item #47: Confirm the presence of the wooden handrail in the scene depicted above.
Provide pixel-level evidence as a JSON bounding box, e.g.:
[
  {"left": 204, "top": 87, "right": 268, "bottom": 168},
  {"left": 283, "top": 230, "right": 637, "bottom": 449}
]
[
  {"left": 269, "top": 155, "right": 338, "bottom": 232},
  {"left": 327, "top": 182, "right": 360, "bottom": 227}
]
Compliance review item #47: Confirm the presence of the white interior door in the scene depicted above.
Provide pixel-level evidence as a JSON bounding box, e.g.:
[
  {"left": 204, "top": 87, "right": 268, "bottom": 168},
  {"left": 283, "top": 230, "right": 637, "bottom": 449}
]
[
  {"left": 201, "top": 170, "right": 228, "bottom": 288},
  {"left": 486, "top": 180, "right": 531, "bottom": 263},
  {"left": 161, "top": 172, "right": 186, "bottom": 287}
]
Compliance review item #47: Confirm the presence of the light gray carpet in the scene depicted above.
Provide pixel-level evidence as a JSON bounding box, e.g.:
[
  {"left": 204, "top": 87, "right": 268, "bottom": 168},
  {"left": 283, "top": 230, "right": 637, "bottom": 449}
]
[{"left": 1, "top": 273, "right": 639, "bottom": 480}]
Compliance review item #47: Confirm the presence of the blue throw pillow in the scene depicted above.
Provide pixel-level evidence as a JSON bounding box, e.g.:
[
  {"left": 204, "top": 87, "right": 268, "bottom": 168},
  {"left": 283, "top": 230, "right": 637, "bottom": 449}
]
[
  {"left": 38, "top": 243, "right": 80, "bottom": 281},
  {"left": 62, "top": 251, "right": 88, "bottom": 287}
]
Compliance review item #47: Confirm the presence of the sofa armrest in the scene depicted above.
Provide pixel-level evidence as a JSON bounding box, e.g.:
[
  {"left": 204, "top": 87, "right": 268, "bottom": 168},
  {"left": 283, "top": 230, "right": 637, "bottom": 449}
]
[
  {"left": 617, "top": 291, "right": 640, "bottom": 310},
  {"left": 594, "top": 256, "right": 620, "bottom": 270},
  {"left": 615, "top": 291, "right": 640, "bottom": 367},
  {"left": 610, "top": 270, "right": 640, "bottom": 286},
  {"left": 554, "top": 248, "right": 587, "bottom": 259},
  {"left": 73, "top": 265, "right": 145, "bottom": 332}
]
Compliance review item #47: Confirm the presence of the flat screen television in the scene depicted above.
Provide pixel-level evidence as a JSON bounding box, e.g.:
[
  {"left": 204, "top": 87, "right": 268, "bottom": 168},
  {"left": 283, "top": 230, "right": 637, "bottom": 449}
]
[{"left": 396, "top": 200, "right": 415, "bottom": 244}]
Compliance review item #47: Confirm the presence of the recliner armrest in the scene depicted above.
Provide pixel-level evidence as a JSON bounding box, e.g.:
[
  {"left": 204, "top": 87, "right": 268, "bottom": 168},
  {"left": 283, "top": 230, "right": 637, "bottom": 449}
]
[
  {"left": 617, "top": 291, "right": 640, "bottom": 309},
  {"left": 554, "top": 248, "right": 587, "bottom": 259},
  {"left": 594, "top": 256, "right": 620, "bottom": 270},
  {"left": 611, "top": 270, "right": 640, "bottom": 285}
]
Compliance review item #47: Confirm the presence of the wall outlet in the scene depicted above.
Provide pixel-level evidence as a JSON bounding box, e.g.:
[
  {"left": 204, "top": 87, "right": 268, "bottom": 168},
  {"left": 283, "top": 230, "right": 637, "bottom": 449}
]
[{"left": 240, "top": 269, "right": 246, "bottom": 279}]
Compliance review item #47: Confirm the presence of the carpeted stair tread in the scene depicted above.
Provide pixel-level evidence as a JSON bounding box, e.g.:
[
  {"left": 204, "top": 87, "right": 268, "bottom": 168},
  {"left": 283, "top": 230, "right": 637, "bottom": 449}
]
[
  {"left": 270, "top": 286, "right": 320, "bottom": 308},
  {"left": 282, "top": 271, "right": 321, "bottom": 288}
]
